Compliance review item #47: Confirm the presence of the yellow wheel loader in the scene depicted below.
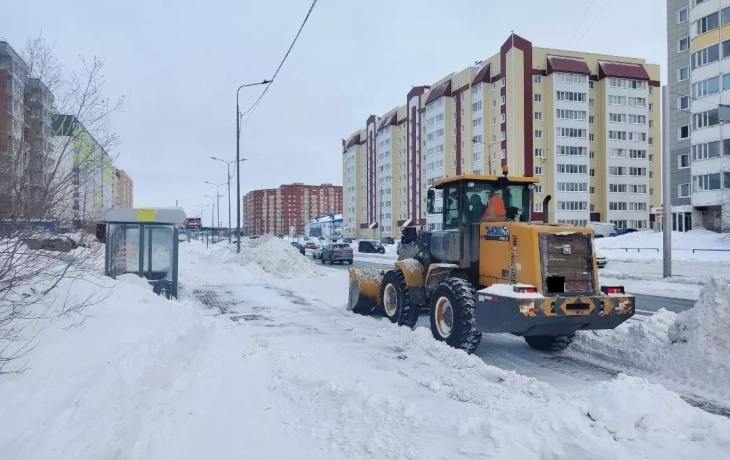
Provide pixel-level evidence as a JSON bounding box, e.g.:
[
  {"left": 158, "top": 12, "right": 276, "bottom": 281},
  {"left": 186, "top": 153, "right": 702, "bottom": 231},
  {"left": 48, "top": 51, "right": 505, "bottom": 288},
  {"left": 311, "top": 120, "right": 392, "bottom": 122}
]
[{"left": 347, "top": 169, "right": 634, "bottom": 354}]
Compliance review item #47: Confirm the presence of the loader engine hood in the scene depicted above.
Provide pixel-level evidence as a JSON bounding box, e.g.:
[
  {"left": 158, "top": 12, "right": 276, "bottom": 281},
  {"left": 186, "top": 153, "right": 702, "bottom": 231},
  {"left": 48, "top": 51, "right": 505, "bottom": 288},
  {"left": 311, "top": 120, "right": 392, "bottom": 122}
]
[{"left": 481, "top": 222, "right": 599, "bottom": 296}]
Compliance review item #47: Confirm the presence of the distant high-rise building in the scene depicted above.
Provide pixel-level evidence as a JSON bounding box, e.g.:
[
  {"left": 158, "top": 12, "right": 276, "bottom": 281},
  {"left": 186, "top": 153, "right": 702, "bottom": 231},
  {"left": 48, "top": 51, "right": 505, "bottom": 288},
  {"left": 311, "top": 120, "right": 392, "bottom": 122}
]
[
  {"left": 343, "top": 33, "right": 661, "bottom": 238},
  {"left": 243, "top": 183, "right": 343, "bottom": 235}
]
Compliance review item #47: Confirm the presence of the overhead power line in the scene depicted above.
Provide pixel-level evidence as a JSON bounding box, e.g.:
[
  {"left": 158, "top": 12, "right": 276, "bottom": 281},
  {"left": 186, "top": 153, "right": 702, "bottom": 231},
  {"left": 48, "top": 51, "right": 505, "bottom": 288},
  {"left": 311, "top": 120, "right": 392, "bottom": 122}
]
[
  {"left": 567, "top": 0, "right": 598, "bottom": 48},
  {"left": 574, "top": 0, "right": 613, "bottom": 46},
  {"left": 239, "top": 0, "right": 319, "bottom": 129}
]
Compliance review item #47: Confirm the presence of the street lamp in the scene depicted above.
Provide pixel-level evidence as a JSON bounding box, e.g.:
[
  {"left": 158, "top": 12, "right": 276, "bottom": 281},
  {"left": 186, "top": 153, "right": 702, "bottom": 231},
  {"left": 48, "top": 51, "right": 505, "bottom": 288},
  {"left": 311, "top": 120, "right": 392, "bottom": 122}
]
[
  {"left": 203, "top": 194, "right": 217, "bottom": 230},
  {"left": 237, "top": 79, "right": 271, "bottom": 253},
  {"left": 211, "top": 156, "right": 247, "bottom": 243},
  {"left": 472, "top": 137, "right": 504, "bottom": 175},
  {"left": 205, "top": 181, "right": 226, "bottom": 234}
]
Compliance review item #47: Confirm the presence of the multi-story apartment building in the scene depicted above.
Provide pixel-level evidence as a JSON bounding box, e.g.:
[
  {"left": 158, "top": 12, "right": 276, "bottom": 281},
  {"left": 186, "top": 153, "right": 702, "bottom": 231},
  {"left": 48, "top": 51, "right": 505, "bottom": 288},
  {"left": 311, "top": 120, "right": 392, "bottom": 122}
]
[
  {"left": 342, "top": 33, "right": 661, "bottom": 239},
  {"left": 52, "top": 114, "right": 114, "bottom": 227},
  {"left": 0, "top": 41, "right": 30, "bottom": 217},
  {"left": 113, "top": 168, "right": 134, "bottom": 208},
  {"left": 243, "top": 183, "right": 342, "bottom": 236},
  {"left": 667, "top": 0, "right": 730, "bottom": 232}
]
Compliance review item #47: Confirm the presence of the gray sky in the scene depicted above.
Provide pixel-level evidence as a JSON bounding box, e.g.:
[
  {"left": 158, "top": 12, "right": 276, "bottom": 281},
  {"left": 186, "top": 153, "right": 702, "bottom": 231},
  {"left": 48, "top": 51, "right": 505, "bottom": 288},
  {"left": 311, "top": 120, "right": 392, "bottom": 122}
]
[{"left": 1, "top": 0, "right": 666, "bottom": 226}]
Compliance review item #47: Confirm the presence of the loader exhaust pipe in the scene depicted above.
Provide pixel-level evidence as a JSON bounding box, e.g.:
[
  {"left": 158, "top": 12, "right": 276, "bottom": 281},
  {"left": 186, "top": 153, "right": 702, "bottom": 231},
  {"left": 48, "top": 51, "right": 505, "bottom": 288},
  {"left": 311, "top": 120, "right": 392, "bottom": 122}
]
[{"left": 542, "top": 195, "right": 551, "bottom": 224}]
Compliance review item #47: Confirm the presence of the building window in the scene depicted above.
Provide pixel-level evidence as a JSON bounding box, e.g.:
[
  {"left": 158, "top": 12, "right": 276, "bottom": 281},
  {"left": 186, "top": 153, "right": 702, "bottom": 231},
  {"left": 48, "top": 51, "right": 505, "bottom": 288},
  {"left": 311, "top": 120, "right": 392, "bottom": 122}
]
[
  {"left": 535, "top": 166, "right": 543, "bottom": 175},
  {"left": 534, "top": 202, "right": 543, "bottom": 212},
  {"left": 590, "top": 186, "right": 596, "bottom": 195},
  {"left": 677, "top": 96, "right": 689, "bottom": 110},
  {"left": 534, "top": 75, "right": 542, "bottom": 84},
  {"left": 678, "top": 37, "right": 689, "bottom": 52},
  {"left": 679, "top": 125, "right": 690, "bottom": 139},
  {"left": 501, "top": 95, "right": 506, "bottom": 105},
  {"left": 589, "top": 98, "right": 595, "bottom": 107},
  {"left": 692, "top": 43, "right": 720, "bottom": 69},
  {"left": 534, "top": 111, "right": 543, "bottom": 120},
  {"left": 679, "top": 153, "right": 691, "bottom": 168},
  {"left": 589, "top": 81, "right": 595, "bottom": 89},
  {"left": 696, "top": 11, "right": 719, "bottom": 35},
  {"left": 589, "top": 133, "right": 596, "bottom": 142},
  {"left": 589, "top": 115, "right": 595, "bottom": 124},
  {"left": 678, "top": 7, "right": 689, "bottom": 23},
  {"left": 535, "top": 130, "right": 543, "bottom": 138},
  {"left": 534, "top": 93, "right": 542, "bottom": 102},
  {"left": 589, "top": 150, "right": 595, "bottom": 159},
  {"left": 678, "top": 67, "right": 689, "bottom": 81},
  {"left": 678, "top": 183, "right": 691, "bottom": 198},
  {"left": 535, "top": 148, "right": 544, "bottom": 157},
  {"left": 501, "top": 113, "right": 506, "bottom": 123}
]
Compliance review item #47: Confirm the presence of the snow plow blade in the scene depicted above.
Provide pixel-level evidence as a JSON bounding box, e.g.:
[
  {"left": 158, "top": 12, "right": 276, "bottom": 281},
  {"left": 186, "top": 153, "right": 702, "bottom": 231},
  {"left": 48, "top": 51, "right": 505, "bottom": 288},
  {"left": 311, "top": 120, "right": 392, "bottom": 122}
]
[{"left": 347, "top": 268, "right": 387, "bottom": 315}]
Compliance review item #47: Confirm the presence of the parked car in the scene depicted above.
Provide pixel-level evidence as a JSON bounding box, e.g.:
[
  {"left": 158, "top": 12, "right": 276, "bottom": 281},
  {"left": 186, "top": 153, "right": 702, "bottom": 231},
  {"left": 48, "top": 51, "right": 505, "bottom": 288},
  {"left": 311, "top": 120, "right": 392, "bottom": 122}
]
[
  {"left": 320, "top": 243, "right": 353, "bottom": 265},
  {"left": 342, "top": 238, "right": 353, "bottom": 243},
  {"left": 596, "top": 253, "right": 607, "bottom": 269},
  {"left": 312, "top": 244, "right": 326, "bottom": 259},
  {"left": 358, "top": 240, "right": 385, "bottom": 254},
  {"left": 615, "top": 228, "right": 639, "bottom": 236},
  {"left": 290, "top": 242, "right": 305, "bottom": 255},
  {"left": 380, "top": 237, "right": 395, "bottom": 245},
  {"left": 303, "top": 242, "right": 317, "bottom": 250},
  {"left": 587, "top": 222, "right": 617, "bottom": 238}
]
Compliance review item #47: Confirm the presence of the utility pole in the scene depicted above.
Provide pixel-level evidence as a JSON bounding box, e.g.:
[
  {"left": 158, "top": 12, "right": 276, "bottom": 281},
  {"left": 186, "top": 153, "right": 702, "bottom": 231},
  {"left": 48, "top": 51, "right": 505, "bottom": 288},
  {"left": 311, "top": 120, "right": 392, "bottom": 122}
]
[{"left": 661, "top": 86, "right": 672, "bottom": 278}]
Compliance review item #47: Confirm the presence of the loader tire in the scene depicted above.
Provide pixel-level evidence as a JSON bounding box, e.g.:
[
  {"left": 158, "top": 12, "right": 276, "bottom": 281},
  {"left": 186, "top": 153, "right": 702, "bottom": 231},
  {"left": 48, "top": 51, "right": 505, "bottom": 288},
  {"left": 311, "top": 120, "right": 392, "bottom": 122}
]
[
  {"left": 429, "top": 278, "right": 482, "bottom": 354},
  {"left": 524, "top": 334, "right": 575, "bottom": 352},
  {"left": 380, "top": 270, "right": 412, "bottom": 325}
]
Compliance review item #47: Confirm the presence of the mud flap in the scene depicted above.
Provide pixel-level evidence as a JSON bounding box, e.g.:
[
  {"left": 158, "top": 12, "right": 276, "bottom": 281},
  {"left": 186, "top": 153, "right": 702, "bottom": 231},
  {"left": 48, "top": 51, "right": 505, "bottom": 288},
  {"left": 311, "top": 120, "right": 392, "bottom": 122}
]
[{"left": 347, "top": 268, "right": 387, "bottom": 314}]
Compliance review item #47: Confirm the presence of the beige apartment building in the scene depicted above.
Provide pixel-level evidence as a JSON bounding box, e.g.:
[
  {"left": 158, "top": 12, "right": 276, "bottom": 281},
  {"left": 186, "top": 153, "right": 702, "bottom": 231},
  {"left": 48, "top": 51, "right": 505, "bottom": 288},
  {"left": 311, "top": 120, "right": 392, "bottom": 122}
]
[
  {"left": 113, "top": 169, "right": 134, "bottom": 208},
  {"left": 342, "top": 33, "right": 661, "bottom": 239}
]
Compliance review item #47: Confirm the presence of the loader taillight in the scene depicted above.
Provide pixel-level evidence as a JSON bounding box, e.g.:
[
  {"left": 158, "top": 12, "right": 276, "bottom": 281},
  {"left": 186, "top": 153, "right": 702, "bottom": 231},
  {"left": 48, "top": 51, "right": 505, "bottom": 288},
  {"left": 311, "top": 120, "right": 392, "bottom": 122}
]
[
  {"left": 602, "top": 286, "right": 625, "bottom": 295},
  {"left": 514, "top": 286, "right": 537, "bottom": 294}
]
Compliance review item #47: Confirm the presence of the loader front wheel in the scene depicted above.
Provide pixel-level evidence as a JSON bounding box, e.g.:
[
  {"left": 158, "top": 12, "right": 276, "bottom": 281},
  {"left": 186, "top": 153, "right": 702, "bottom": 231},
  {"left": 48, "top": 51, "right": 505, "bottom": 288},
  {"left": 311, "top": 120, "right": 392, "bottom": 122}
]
[
  {"left": 524, "top": 334, "right": 575, "bottom": 352},
  {"left": 381, "top": 270, "right": 411, "bottom": 325},
  {"left": 429, "top": 278, "right": 482, "bottom": 354}
]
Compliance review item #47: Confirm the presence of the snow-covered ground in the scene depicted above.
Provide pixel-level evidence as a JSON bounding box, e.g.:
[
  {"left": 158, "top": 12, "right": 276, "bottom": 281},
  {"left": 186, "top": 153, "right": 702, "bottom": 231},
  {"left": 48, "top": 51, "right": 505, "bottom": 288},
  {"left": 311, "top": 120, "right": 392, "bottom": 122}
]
[{"left": 1, "top": 236, "right": 730, "bottom": 458}]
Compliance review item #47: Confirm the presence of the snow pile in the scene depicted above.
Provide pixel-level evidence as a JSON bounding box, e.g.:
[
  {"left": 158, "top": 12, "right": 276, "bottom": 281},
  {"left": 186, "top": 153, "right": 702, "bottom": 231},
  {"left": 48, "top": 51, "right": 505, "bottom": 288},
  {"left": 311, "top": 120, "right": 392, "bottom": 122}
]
[
  {"left": 224, "top": 235, "right": 328, "bottom": 279},
  {"left": 574, "top": 277, "right": 730, "bottom": 392},
  {"left": 595, "top": 229, "right": 730, "bottom": 264}
]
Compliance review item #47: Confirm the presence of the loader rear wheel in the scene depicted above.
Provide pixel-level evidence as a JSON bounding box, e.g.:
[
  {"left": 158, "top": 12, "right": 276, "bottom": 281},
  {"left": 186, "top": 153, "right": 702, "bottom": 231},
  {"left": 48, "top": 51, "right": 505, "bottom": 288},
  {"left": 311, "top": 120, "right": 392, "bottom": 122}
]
[
  {"left": 429, "top": 278, "right": 482, "bottom": 354},
  {"left": 381, "top": 270, "right": 413, "bottom": 325},
  {"left": 524, "top": 334, "right": 575, "bottom": 352}
]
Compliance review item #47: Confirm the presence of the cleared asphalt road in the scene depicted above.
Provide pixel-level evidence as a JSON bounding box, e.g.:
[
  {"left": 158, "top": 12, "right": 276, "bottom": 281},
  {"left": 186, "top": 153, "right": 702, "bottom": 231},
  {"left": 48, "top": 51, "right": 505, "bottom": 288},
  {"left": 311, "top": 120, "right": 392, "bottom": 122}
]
[{"left": 324, "top": 258, "right": 696, "bottom": 314}]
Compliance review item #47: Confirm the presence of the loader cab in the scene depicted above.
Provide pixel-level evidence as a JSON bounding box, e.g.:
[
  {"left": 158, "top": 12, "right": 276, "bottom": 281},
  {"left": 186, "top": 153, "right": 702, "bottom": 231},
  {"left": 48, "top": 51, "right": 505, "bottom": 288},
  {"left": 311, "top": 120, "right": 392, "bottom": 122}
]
[{"left": 426, "top": 169, "right": 537, "bottom": 229}]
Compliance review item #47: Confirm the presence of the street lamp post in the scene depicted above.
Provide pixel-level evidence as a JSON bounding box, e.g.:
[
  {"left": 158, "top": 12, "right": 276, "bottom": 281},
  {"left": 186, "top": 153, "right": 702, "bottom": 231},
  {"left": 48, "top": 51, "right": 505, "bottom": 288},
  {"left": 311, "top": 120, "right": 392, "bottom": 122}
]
[
  {"left": 212, "top": 157, "right": 247, "bottom": 244},
  {"left": 236, "top": 79, "right": 271, "bottom": 253},
  {"left": 206, "top": 181, "right": 226, "bottom": 236},
  {"left": 472, "top": 137, "right": 503, "bottom": 175}
]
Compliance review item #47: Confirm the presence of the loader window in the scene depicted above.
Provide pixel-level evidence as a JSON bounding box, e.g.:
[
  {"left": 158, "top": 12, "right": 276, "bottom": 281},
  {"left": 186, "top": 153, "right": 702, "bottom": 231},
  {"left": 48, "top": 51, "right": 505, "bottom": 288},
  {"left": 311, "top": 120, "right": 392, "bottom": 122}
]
[
  {"left": 503, "top": 185, "right": 532, "bottom": 222},
  {"left": 444, "top": 185, "right": 462, "bottom": 228}
]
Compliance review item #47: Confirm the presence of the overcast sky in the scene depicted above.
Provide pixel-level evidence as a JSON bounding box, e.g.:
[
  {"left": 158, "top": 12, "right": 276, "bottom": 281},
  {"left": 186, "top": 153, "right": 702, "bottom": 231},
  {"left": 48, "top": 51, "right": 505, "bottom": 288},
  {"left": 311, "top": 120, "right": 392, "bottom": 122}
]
[{"left": 1, "top": 0, "right": 666, "bottom": 226}]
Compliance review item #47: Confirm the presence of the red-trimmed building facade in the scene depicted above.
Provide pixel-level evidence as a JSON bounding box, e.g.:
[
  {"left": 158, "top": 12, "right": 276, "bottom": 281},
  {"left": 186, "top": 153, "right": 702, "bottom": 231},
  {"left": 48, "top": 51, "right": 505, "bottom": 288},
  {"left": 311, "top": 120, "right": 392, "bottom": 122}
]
[
  {"left": 342, "top": 33, "right": 661, "bottom": 238},
  {"left": 242, "top": 183, "right": 342, "bottom": 236}
]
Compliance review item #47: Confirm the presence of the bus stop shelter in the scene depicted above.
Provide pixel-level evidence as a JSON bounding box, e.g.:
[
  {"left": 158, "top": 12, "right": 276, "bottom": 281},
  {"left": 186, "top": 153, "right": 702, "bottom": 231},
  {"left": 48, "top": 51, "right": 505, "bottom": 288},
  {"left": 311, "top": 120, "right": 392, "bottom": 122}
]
[{"left": 104, "top": 208, "right": 186, "bottom": 298}]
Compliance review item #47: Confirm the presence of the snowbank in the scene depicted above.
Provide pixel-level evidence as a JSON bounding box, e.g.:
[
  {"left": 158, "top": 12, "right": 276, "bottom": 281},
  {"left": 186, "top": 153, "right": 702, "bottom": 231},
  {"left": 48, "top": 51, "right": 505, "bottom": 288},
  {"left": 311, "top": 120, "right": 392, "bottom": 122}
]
[
  {"left": 595, "top": 229, "right": 730, "bottom": 264},
  {"left": 224, "top": 235, "right": 328, "bottom": 279},
  {"left": 574, "top": 277, "right": 730, "bottom": 394}
]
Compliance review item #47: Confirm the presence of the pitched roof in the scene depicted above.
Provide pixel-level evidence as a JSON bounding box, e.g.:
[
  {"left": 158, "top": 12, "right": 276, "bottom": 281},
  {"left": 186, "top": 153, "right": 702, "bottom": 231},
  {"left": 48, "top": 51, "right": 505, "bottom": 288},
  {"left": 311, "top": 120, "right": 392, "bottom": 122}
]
[
  {"left": 598, "top": 60, "right": 650, "bottom": 80},
  {"left": 546, "top": 55, "right": 591, "bottom": 75},
  {"left": 425, "top": 79, "right": 452, "bottom": 104}
]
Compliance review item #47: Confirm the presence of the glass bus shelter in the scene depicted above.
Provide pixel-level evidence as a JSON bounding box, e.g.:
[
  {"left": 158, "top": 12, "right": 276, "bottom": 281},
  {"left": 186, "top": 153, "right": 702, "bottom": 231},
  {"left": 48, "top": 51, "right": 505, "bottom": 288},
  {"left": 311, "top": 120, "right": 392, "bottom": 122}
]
[{"left": 104, "top": 208, "right": 186, "bottom": 299}]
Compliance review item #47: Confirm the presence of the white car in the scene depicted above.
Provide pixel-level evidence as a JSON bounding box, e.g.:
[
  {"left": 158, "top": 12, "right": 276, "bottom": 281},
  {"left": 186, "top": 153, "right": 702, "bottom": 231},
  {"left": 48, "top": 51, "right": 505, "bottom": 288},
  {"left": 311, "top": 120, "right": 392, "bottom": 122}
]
[
  {"left": 312, "top": 245, "right": 326, "bottom": 259},
  {"left": 596, "top": 253, "right": 607, "bottom": 268}
]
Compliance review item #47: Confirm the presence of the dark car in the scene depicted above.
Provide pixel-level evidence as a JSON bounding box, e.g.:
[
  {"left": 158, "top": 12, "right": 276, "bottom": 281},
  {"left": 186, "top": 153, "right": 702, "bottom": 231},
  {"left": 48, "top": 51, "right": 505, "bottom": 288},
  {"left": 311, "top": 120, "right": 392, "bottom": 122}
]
[
  {"left": 320, "top": 243, "right": 353, "bottom": 265},
  {"left": 358, "top": 240, "right": 385, "bottom": 254},
  {"left": 342, "top": 238, "right": 353, "bottom": 243},
  {"left": 380, "top": 237, "right": 395, "bottom": 245},
  {"left": 615, "top": 228, "right": 639, "bottom": 236},
  {"left": 290, "top": 242, "right": 305, "bottom": 255},
  {"left": 303, "top": 242, "right": 317, "bottom": 250}
]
